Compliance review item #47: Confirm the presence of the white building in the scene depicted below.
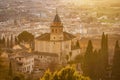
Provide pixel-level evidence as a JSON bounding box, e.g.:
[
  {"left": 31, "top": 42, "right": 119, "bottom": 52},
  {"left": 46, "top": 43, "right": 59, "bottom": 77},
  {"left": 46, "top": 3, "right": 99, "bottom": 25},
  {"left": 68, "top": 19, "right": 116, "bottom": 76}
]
[{"left": 11, "top": 51, "right": 34, "bottom": 73}]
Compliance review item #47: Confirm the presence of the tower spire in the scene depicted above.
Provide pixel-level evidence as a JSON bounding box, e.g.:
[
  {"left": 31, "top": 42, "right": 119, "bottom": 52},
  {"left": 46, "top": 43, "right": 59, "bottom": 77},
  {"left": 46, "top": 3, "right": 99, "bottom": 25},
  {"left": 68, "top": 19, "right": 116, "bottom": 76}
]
[
  {"left": 51, "top": 9, "right": 63, "bottom": 28},
  {"left": 53, "top": 9, "right": 61, "bottom": 23}
]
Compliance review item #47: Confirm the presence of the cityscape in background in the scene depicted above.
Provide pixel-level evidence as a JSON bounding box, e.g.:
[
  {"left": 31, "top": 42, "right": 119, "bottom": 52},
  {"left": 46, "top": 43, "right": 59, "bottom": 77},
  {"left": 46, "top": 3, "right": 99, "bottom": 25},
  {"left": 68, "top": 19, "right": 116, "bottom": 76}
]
[{"left": 0, "top": 0, "right": 120, "bottom": 80}]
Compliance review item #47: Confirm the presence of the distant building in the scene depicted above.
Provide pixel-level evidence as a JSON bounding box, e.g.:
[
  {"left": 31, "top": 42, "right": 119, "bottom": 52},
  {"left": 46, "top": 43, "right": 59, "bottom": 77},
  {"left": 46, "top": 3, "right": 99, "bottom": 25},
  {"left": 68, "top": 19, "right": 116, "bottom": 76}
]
[
  {"left": 34, "top": 11, "right": 81, "bottom": 63},
  {"left": 10, "top": 52, "right": 34, "bottom": 73}
]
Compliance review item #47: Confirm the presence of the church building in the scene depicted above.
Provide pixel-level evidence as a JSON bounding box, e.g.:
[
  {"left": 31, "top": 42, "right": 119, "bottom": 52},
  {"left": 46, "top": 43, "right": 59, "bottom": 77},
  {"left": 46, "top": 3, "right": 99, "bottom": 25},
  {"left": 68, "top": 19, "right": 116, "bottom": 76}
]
[{"left": 34, "top": 11, "right": 80, "bottom": 61}]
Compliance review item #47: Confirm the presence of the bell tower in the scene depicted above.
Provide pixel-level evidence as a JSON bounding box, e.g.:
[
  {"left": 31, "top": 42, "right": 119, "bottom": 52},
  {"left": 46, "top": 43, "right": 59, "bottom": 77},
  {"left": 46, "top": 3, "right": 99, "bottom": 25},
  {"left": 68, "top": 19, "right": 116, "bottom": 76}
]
[{"left": 50, "top": 10, "right": 64, "bottom": 41}]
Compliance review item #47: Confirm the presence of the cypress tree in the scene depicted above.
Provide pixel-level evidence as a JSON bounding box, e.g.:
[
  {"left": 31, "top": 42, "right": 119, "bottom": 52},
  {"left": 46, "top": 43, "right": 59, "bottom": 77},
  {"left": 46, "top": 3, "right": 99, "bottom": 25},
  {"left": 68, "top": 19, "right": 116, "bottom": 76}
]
[
  {"left": 111, "top": 40, "right": 120, "bottom": 80},
  {"left": 69, "top": 52, "right": 72, "bottom": 62},
  {"left": 0, "top": 38, "right": 2, "bottom": 44},
  {"left": 100, "top": 32, "right": 109, "bottom": 80},
  {"left": 86, "top": 40, "right": 93, "bottom": 55},
  {"left": 15, "top": 36, "right": 19, "bottom": 45},
  {"left": 0, "top": 37, "right": 5, "bottom": 47},
  {"left": 13, "top": 76, "right": 21, "bottom": 80},
  {"left": 83, "top": 40, "right": 93, "bottom": 77},
  {"left": 92, "top": 49, "right": 105, "bottom": 80},
  {"left": 101, "top": 32, "right": 106, "bottom": 52},
  {"left": 7, "top": 37, "right": 10, "bottom": 48},
  {"left": 10, "top": 34, "right": 13, "bottom": 48},
  {"left": 8, "top": 61, "right": 13, "bottom": 80},
  {"left": 92, "top": 50, "right": 99, "bottom": 80},
  {"left": 2, "top": 36, "right": 5, "bottom": 47},
  {"left": 76, "top": 40, "right": 80, "bottom": 48}
]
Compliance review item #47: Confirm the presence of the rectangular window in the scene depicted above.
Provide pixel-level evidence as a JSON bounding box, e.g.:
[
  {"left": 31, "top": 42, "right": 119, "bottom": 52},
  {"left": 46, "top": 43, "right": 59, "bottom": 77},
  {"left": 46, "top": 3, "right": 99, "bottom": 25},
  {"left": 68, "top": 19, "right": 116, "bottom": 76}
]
[
  {"left": 52, "top": 29, "right": 54, "bottom": 33},
  {"left": 55, "top": 29, "right": 57, "bottom": 33},
  {"left": 66, "top": 45, "right": 69, "bottom": 49}
]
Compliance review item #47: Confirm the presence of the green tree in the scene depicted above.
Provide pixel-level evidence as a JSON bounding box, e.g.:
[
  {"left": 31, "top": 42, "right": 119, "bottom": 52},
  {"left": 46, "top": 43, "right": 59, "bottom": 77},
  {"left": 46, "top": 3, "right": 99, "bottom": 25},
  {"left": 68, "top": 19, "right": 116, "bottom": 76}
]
[
  {"left": 10, "top": 34, "right": 13, "bottom": 48},
  {"left": 76, "top": 49, "right": 102, "bottom": 80},
  {"left": 15, "top": 36, "right": 19, "bottom": 45},
  {"left": 6, "top": 37, "right": 10, "bottom": 48},
  {"left": 48, "top": 61, "right": 59, "bottom": 72},
  {"left": 82, "top": 40, "right": 93, "bottom": 77},
  {"left": 18, "top": 31, "right": 34, "bottom": 43},
  {"left": 100, "top": 32, "right": 109, "bottom": 80},
  {"left": 111, "top": 40, "right": 120, "bottom": 80},
  {"left": 91, "top": 50, "right": 102, "bottom": 80},
  {"left": 0, "top": 38, "right": 2, "bottom": 43},
  {"left": 8, "top": 61, "right": 13, "bottom": 80},
  {"left": 66, "top": 54, "right": 69, "bottom": 63},
  {"left": 41, "top": 66, "right": 90, "bottom": 80},
  {"left": 13, "top": 76, "right": 21, "bottom": 80},
  {"left": 52, "top": 71, "right": 59, "bottom": 80},
  {"left": 2, "top": 36, "right": 5, "bottom": 47},
  {"left": 69, "top": 52, "right": 72, "bottom": 62},
  {"left": 0, "top": 47, "right": 2, "bottom": 56},
  {"left": 74, "top": 54, "right": 84, "bottom": 64},
  {"left": 76, "top": 40, "right": 80, "bottom": 48},
  {"left": 0, "top": 50, "right": 3, "bottom": 68},
  {"left": 41, "top": 69, "right": 52, "bottom": 80}
]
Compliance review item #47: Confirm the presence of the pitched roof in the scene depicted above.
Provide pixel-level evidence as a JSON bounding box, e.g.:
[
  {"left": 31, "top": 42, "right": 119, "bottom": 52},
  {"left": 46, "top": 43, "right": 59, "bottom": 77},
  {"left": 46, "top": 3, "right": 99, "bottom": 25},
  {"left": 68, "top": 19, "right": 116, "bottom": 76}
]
[
  {"left": 17, "top": 52, "right": 33, "bottom": 58},
  {"left": 36, "top": 32, "right": 75, "bottom": 41},
  {"left": 11, "top": 51, "right": 33, "bottom": 59},
  {"left": 36, "top": 33, "right": 50, "bottom": 41},
  {"left": 64, "top": 32, "right": 75, "bottom": 40}
]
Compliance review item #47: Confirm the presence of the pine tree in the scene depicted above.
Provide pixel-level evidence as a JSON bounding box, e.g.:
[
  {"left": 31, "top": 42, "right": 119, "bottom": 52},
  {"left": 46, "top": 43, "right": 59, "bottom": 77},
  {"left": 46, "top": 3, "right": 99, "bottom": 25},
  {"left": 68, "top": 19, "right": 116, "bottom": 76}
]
[{"left": 111, "top": 40, "right": 120, "bottom": 80}]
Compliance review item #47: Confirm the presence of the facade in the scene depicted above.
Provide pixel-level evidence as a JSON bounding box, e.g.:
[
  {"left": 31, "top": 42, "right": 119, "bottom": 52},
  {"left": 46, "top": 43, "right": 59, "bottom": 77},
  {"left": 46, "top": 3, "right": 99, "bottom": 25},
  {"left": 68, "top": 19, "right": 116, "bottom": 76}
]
[
  {"left": 34, "top": 52, "right": 59, "bottom": 70},
  {"left": 35, "top": 12, "right": 80, "bottom": 61},
  {"left": 10, "top": 51, "right": 34, "bottom": 73}
]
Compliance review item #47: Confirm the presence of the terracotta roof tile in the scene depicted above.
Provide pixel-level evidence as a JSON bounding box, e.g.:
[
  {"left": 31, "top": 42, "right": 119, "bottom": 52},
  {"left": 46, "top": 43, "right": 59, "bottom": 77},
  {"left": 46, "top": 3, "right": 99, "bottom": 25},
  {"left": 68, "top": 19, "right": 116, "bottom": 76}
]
[{"left": 36, "top": 32, "right": 75, "bottom": 41}]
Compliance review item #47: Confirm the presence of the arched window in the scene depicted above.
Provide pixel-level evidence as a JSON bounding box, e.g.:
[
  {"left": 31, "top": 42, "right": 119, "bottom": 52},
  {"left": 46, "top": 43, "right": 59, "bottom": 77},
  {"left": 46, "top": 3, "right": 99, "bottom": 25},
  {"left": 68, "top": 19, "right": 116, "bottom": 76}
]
[
  {"left": 56, "top": 29, "right": 57, "bottom": 33},
  {"left": 53, "top": 37, "right": 55, "bottom": 39}
]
